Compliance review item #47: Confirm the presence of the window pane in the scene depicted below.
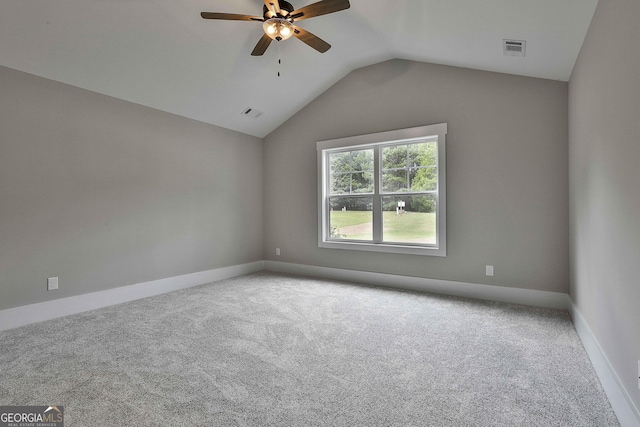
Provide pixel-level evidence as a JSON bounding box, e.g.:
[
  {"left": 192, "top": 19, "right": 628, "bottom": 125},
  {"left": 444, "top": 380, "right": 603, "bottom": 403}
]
[
  {"left": 329, "top": 149, "right": 374, "bottom": 195},
  {"left": 382, "top": 141, "right": 438, "bottom": 193},
  {"left": 410, "top": 166, "right": 437, "bottom": 191},
  {"left": 329, "top": 197, "right": 373, "bottom": 241},
  {"left": 381, "top": 195, "right": 437, "bottom": 245},
  {"left": 329, "top": 151, "right": 351, "bottom": 174},
  {"left": 351, "top": 149, "right": 374, "bottom": 172},
  {"left": 408, "top": 141, "right": 437, "bottom": 167}
]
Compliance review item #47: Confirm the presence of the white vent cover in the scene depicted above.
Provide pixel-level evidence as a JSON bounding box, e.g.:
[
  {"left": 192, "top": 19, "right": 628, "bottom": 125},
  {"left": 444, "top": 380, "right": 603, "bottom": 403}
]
[
  {"left": 241, "top": 107, "right": 263, "bottom": 119},
  {"left": 503, "top": 39, "right": 526, "bottom": 57}
]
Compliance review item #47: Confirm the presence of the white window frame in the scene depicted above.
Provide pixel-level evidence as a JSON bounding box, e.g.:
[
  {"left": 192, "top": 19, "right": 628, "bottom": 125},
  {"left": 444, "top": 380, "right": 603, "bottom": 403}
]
[{"left": 317, "top": 123, "right": 447, "bottom": 257}]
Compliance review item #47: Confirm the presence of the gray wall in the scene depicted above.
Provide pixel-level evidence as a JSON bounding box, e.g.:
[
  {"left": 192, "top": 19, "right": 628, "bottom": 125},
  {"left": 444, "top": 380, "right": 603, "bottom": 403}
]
[
  {"left": 569, "top": 0, "right": 640, "bottom": 411},
  {"left": 0, "top": 65, "right": 263, "bottom": 311},
  {"left": 264, "top": 60, "right": 569, "bottom": 293}
]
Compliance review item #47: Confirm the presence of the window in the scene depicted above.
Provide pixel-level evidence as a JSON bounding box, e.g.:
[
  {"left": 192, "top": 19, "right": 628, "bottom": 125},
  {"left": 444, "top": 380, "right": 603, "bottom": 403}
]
[{"left": 317, "top": 123, "right": 447, "bottom": 256}]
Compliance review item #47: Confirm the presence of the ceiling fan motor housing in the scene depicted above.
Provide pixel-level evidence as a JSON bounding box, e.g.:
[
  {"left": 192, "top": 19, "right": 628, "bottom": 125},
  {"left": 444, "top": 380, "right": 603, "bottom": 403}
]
[{"left": 263, "top": 1, "right": 295, "bottom": 19}]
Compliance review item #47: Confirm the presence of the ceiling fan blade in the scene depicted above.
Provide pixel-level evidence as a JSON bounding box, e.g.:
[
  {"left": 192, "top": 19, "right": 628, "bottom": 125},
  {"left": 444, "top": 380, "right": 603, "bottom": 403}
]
[
  {"left": 290, "top": 0, "right": 350, "bottom": 21},
  {"left": 292, "top": 25, "right": 331, "bottom": 53},
  {"left": 264, "top": 0, "right": 281, "bottom": 15},
  {"left": 201, "top": 12, "right": 263, "bottom": 21},
  {"left": 251, "top": 33, "right": 273, "bottom": 56}
]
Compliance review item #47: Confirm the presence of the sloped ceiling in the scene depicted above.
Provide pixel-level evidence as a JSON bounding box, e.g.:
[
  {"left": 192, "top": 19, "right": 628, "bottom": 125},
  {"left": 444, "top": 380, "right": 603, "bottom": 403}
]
[{"left": 0, "top": 0, "right": 598, "bottom": 138}]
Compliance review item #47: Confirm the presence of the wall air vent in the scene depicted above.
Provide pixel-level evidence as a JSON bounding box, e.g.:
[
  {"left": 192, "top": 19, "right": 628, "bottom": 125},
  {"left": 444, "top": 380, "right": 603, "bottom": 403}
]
[
  {"left": 241, "top": 107, "right": 263, "bottom": 119},
  {"left": 503, "top": 39, "right": 526, "bottom": 57}
]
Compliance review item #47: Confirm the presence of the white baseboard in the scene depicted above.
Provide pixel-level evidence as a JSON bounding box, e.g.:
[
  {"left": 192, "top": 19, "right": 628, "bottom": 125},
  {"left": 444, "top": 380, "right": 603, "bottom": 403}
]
[
  {"left": 264, "top": 261, "right": 569, "bottom": 310},
  {"left": 569, "top": 301, "right": 640, "bottom": 427},
  {"left": 0, "top": 261, "right": 265, "bottom": 332}
]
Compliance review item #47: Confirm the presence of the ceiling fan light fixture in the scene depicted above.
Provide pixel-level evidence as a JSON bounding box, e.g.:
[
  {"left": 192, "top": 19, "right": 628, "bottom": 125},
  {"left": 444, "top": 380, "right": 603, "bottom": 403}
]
[{"left": 263, "top": 18, "right": 294, "bottom": 41}]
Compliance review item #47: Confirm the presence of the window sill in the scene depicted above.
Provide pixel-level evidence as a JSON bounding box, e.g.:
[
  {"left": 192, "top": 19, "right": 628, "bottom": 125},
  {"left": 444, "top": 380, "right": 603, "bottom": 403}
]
[{"left": 319, "top": 240, "right": 446, "bottom": 257}]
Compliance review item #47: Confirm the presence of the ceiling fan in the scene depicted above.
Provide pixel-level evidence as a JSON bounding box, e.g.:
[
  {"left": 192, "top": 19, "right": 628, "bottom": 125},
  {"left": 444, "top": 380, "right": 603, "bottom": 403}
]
[{"left": 201, "top": 0, "right": 351, "bottom": 56}]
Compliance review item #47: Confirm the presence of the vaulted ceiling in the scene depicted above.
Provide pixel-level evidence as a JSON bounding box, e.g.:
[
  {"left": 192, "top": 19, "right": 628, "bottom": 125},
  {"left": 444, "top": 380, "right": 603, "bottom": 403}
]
[{"left": 0, "top": 0, "right": 598, "bottom": 137}]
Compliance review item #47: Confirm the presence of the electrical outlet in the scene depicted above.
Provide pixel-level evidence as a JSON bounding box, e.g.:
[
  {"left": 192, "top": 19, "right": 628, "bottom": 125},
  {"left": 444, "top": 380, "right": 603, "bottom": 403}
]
[
  {"left": 47, "top": 277, "right": 59, "bottom": 291},
  {"left": 486, "top": 265, "right": 494, "bottom": 276},
  {"left": 637, "top": 360, "right": 640, "bottom": 390},
  {"left": 275, "top": 248, "right": 281, "bottom": 256}
]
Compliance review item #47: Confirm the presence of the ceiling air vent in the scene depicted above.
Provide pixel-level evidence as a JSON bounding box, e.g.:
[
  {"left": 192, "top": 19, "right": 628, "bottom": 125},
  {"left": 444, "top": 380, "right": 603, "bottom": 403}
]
[
  {"left": 241, "top": 107, "right": 263, "bottom": 119},
  {"left": 503, "top": 39, "right": 526, "bottom": 57}
]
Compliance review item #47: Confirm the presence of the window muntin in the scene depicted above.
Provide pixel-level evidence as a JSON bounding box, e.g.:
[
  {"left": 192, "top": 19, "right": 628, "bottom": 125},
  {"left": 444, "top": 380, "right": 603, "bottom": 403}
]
[{"left": 318, "top": 124, "right": 447, "bottom": 256}]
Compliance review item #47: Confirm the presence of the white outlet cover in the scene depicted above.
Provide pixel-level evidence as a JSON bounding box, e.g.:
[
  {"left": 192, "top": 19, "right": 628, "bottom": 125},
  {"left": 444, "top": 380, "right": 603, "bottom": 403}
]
[
  {"left": 638, "top": 360, "right": 640, "bottom": 390},
  {"left": 486, "top": 265, "right": 494, "bottom": 276},
  {"left": 47, "top": 277, "right": 59, "bottom": 291},
  {"left": 275, "top": 248, "right": 281, "bottom": 256}
]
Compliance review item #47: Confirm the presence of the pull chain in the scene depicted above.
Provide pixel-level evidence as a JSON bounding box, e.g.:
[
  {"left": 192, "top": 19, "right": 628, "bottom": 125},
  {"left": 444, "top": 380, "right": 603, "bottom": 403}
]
[{"left": 276, "top": 40, "right": 282, "bottom": 77}]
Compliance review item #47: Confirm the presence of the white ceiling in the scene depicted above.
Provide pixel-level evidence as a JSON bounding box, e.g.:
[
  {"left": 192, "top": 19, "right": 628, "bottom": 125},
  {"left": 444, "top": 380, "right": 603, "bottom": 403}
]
[{"left": 0, "top": 0, "right": 598, "bottom": 138}]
